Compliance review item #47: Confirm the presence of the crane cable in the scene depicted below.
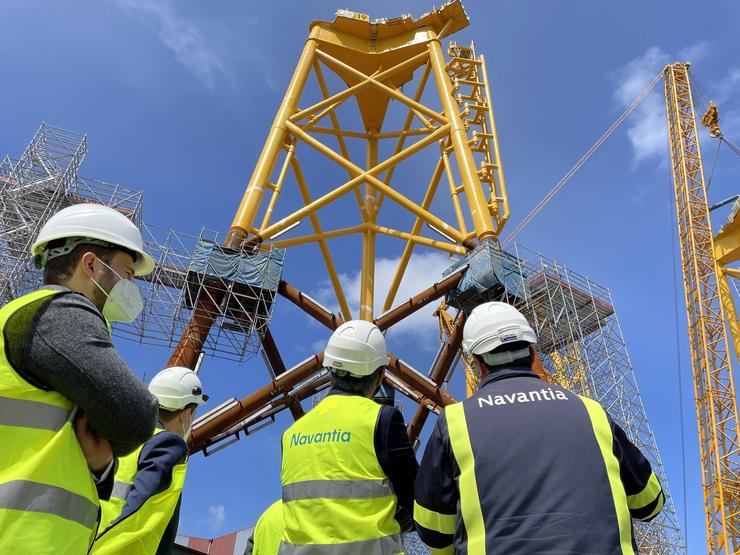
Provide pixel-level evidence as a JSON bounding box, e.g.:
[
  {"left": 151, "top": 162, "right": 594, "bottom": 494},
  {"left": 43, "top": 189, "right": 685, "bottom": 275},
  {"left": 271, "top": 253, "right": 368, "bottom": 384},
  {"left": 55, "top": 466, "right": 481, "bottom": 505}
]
[
  {"left": 502, "top": 71, "right": 664, "bottom": 247},
  {"left": 668, "top": 164, "right": 690, "bottom": 547}
]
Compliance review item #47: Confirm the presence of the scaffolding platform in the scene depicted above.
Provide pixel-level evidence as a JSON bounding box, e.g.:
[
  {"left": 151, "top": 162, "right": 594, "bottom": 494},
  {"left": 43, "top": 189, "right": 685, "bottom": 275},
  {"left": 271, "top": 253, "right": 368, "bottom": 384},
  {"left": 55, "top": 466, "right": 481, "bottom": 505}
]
[{"left": 118, "top": 225, "right": 285, "bottom": 362}]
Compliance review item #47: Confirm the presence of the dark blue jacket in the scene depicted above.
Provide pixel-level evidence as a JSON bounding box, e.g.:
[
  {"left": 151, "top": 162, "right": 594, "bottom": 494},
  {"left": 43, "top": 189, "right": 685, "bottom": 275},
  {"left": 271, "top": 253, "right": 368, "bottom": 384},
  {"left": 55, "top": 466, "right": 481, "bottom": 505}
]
[
  {"left": 414, "top": 366, "right": 664, "bottom": 554},
  {"left": 113, "top": 431, "right": 187, "bottom": 555}
]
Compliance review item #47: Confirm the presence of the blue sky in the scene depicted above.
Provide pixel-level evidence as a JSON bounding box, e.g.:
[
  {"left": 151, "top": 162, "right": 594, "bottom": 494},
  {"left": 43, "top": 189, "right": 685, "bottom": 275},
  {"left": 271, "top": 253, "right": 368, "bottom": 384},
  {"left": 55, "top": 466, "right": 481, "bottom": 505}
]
[{"left": 2, "top": 0, "right": 740, "bottom": 551}]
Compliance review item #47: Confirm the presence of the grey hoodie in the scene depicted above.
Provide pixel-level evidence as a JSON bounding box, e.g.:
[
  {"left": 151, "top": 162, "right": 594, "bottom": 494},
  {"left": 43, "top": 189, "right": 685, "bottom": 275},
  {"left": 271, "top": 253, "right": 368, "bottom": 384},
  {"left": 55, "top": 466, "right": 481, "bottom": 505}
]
[{"left": 5, "top": 285, "right": 158, "bottom": 457}]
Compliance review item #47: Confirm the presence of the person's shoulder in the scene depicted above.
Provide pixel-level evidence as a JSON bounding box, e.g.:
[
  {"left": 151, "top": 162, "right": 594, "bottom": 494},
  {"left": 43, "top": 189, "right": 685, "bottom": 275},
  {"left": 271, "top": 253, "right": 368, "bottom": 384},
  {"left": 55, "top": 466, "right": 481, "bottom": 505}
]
[
  {"left": 140, "top": 431, "right": 187, "bottom": 464},
  {"left": 41, "top": 287, "right": 104, "bottom": 319}
]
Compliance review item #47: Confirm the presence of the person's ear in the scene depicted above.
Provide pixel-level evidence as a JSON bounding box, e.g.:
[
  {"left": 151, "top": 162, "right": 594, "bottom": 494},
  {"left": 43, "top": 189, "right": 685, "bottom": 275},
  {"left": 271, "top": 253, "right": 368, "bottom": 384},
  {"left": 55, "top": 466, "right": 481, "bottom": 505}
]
[{"left": 80, "top": 252, "right": 98, "bottom": 278}]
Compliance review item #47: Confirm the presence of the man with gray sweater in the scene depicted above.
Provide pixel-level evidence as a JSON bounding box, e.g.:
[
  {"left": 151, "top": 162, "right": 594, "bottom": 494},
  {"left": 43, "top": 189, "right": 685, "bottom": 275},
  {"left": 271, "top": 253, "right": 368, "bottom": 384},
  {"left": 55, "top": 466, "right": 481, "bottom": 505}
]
[{"left": 0, "top": 204, "right": 159, "bottom": 553}]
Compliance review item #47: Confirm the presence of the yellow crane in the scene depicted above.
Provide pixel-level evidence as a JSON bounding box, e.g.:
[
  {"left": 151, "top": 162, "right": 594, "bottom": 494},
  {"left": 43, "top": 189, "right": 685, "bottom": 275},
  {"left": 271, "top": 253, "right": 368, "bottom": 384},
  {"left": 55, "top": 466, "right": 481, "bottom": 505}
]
[{"left": 665, "top": 62, "right": 740, "bottom": 553}]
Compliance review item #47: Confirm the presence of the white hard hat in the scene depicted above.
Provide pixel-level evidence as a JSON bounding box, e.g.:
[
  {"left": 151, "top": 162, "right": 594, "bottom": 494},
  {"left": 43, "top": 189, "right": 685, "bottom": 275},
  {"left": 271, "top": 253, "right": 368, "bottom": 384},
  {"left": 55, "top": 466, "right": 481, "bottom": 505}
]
[
  {"left": 324, "top": 320, "right": 389, "bottom": 378},
  {"left": 148, "top": 367, "right": 208, "bottom": 411},
  {"left": 462, "top": 302, "right": 537, "bottom": 356},
  {"left": 31, "top": 203, "right": 155, "bottom": 276}
]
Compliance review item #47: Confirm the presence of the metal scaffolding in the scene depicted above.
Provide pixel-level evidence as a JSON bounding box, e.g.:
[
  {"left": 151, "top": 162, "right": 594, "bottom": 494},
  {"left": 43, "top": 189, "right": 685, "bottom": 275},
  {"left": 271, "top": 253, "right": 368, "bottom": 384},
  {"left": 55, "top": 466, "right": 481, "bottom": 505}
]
[
  {"left": 0, "top": 123, "right": 279, "bottom": 364},
  {"left": 0, "top": 123, "right": 142, "bottom": 304},
  {"left": 442, "top": 243, "right": 685, "bottom": 553},
  {"left": 118, "top": 224, "right": 283, "bottom": 362}
]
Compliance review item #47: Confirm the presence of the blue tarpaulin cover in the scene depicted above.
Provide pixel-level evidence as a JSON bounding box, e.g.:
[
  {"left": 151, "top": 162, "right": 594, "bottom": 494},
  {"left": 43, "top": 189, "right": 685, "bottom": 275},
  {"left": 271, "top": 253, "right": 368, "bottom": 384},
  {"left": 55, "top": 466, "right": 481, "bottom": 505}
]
[
  {"left": 188, "top": 240, "right": 285, "bottom": 292},
  {"left": 443, "top": 241, "right": 528, "bottom": 313}
]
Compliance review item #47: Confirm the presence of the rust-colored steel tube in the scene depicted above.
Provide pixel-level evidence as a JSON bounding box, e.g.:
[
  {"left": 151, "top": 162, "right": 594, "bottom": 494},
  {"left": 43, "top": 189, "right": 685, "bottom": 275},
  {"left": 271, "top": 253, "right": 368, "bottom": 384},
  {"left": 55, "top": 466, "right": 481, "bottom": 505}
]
[
  {"left": 387, "top": 353, "right": 455, "bottom": 408},
  {"left": 407, "top": 311, "right": 466, "bottom": 442},
  {"left": 189, "top": 353, "right": 324, "bottom": 453},
  {"left": 375, "top": 270, "right": 464, "bottom": 331},
  {"left": 168, "top": 288, "right": 223, "bottom": 369},
  {"left": 278, "top": 280, "right": 345, "bottom": 330}
]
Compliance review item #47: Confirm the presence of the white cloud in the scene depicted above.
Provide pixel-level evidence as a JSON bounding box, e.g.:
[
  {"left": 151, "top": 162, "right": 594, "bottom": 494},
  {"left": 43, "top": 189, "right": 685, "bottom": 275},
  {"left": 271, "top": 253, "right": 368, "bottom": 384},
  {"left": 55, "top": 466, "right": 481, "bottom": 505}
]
[
  {"left": 202, "top": 504, "right": 225, "bottom": 532},
  {"left": 312, "top": 251, "right": 458, "bottom": 350},
  {"left": 612, "top": 46, "right": 670, "bottom": 166},
  {"left": 678, "top": 41, "right": 712, "bottom": 63},
  {"left": 114, "top": 0, "right": 229, "bottom": 91},
  {"left": 713, "top": 67, "right": 740, "bottom": 105}
]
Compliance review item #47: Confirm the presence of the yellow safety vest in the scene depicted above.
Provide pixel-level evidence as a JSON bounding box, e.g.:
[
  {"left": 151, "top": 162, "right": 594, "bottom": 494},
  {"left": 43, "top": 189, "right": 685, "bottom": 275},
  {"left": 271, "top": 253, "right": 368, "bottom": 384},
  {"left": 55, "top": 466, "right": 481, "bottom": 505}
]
[
  {"left": 98, "top": 429, "right": 164, "bottom": 531},
  {"left": 92, "top": 430, "right": 187, "bottom": 554},
  {"left": 0, "top": 289, "right": 101, "bottom": 554},
  {"left": 252, "top": 500, "right": 283, "bottom": 555},
  {"left": 280, "top": 394, "right": 403, "bottom": 554}
]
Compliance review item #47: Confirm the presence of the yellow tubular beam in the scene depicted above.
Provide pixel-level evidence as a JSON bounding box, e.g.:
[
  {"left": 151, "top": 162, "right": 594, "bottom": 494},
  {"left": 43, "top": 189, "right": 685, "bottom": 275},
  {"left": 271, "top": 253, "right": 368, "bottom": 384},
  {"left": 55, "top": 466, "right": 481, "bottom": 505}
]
[
  {"left": 373, "top": 62, "right": 433, "bottom": 218},
  {"left": 313, "top": 60, "right": 368, "bottom": 222},
  {"left": 263, "top": 121, "right": 463, "bottom": 244},
  {"left": 373, "top": 225, "right": 465, "bottom": 255},
  {"left": 442, "top": 147, "right": 468, "bottom": 235},
  {"left": 480, "top": 54, "right": 509, "bottom": 229},
  {"left": 375, "top": 128, "right": 432, "bottom": 139},
  {"left": 719, "top": 267, "right": 740, "bottom": 378},
  {"left": 271, "top": 224, "right": 368, "bottom": 248},
  {"left": 259, "top": 145, "right": 294, "bottom": 231},
  {"left": 230, "top": 39, "right": 317, "bottom": 235},
  {"left": 290, "top": 77, "right": 371, "bottom": 125},
  {"left": 303, "top": 126, "right": 369, "bottom": 139},
  {"left": 361, "top": 132, "right": 379, "bottom": 321},
  {"left": 428, "top": 37, "right": 495, "bottom": 242},
  {"left": 291, "top": 156, "right": 352, "bottom": 321},
  {"left": 383, "top": 157, "right": 446, "bottom": 311},
  {"left": 315, "top": 49, "right": 446, "bottom": 125}
]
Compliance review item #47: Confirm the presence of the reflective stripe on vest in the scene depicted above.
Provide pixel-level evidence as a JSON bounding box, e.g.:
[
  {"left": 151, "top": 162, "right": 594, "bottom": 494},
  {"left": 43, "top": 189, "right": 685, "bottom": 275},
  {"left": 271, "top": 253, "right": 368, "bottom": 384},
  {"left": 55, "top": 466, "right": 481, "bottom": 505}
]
[
  {"left": 0, "top": 289, "right": 102, "bottom": 553},
  {"left": 111, "top": 481, "right": 132, "bottom": 501},
  {"left": 0, "top": 396, "right": 73, "bottom": 431},
  {"left": 578, "top": 396, "right": 634, "bottom": 555},
  {"left": 282, "top": 478, "right": 394, "bottom": 502},
  {"left": 445, "top": 402, "right": 486, "bottom": 555},
  {"left": 93, "top": 431, "right": 187, "bottom": 554},
  {"left": 280, "top": 394, "right": 402, "bottom": 551},
  {"left": 0, "top": 479, "right": 99, "bottom": 529},
  {"left": 278, "top": 533, "right": 404, "bottom": 555}
]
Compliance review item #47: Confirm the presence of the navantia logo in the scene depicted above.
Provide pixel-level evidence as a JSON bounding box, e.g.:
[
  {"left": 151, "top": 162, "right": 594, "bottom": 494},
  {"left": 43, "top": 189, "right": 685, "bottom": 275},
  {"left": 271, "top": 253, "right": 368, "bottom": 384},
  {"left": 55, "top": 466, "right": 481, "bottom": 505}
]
[
  {"left": 477, "top": 388, "right": 568, "bottom": 408},
  {"left": 290, "top": 429, "right": 352, "bottom": 447}
]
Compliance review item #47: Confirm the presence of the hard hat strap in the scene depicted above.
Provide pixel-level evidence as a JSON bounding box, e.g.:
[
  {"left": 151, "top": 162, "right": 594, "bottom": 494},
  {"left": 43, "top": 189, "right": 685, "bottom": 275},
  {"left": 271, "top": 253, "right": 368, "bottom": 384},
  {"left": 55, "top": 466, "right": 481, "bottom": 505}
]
[{"left": 36, "top": 237, "right": 115, "bottom": 268}]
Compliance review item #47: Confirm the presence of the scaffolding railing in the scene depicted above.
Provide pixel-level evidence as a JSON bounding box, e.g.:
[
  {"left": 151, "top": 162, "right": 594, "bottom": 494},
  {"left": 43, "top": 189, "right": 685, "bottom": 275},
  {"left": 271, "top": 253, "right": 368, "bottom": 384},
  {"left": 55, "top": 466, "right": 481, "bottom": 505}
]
[
  {"left": 119, "top": 224, "right": 284, "bottom": 362},
  {"left": 509, "top": 243, "right": 684, "bottom": 554},
  {"left": 0, "top": 123, "right": 142, "bottom": 305}
]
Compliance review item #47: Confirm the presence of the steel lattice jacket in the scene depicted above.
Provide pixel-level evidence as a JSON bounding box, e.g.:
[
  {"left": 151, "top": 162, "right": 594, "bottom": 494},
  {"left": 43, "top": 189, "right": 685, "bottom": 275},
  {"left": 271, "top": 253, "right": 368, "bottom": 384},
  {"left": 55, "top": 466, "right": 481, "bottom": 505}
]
[{"left": 413, "top": 366, "right": 664, "bottom": 555}]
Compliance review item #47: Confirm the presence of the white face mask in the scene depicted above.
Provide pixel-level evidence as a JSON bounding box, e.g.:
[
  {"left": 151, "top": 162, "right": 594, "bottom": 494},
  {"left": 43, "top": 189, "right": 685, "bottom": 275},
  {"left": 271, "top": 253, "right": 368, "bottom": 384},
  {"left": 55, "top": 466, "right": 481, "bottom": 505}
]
[
  {"left": 181, "top": 411, "right": 193, "bottom": 441},
  {"left": 91, "top": 259, "right": 143, "bottom": 323}
]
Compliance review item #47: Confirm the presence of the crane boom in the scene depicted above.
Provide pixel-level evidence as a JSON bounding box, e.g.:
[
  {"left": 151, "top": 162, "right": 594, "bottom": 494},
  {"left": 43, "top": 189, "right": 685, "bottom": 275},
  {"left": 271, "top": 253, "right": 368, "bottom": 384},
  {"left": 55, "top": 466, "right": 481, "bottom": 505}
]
[{"left": 664, "top": 62, "right": 740, "bottom": 553}]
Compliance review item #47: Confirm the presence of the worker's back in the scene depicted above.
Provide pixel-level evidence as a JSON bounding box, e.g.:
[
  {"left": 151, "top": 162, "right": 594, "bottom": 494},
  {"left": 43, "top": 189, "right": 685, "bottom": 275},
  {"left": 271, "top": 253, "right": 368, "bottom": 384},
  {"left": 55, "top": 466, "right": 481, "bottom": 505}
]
[
  {"left": 280, "top": 394, "right": 403, "bottom": 553},
  {"left": 415, "top": 366, "right": 664, "bottom": 554}
]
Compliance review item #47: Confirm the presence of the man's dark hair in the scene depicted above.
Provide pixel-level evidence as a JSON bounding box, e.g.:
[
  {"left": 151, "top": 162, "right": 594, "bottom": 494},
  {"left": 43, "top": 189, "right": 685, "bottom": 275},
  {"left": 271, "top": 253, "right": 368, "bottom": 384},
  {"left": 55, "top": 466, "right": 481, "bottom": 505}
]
[
  {"left": 42, "top": 239, "right": 124, "bottom": 285},
  {"left": 330, "top": 366, "right": 383, "bottom": 397},
  {"left": 478, "top": 340, "right": 533, "bottom": 373}
]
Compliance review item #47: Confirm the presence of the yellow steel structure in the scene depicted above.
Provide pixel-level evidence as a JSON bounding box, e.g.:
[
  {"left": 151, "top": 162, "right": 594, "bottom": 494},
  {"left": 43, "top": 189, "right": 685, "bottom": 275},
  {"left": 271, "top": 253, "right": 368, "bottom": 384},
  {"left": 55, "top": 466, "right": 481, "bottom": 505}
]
[
  {"left": 664, "top": 62, "right": 740, "bottom": 553},
  {"left": 548, "top": 346, "right": 592, "bottom": 398},
  {"left": 222, "top": 2, "right": 508, "bottom": 322}
]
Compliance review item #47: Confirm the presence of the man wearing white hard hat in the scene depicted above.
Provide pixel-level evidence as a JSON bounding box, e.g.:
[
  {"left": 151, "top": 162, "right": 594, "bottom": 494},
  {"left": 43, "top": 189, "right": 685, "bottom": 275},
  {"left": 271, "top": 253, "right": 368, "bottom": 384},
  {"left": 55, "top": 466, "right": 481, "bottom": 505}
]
[
  {"left": 279, "top": 320, "right": 418, "bottom": 553},
  {"left": 93, "top": 366, "right": 208, "bottom": 554},
  {"left": 0, "top": 203, "right": 159, "bottom": 553},
  {"left": 414, "top": 301, "right": 664, "bottom": 554}
]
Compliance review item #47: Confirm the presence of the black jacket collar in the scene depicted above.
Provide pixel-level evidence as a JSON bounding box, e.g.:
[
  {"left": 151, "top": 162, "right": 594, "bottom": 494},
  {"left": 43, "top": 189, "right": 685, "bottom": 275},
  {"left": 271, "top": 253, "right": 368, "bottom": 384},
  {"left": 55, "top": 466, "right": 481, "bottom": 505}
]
[{"left": 477, "top": 365, "right": 541, "bottom": 391}]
